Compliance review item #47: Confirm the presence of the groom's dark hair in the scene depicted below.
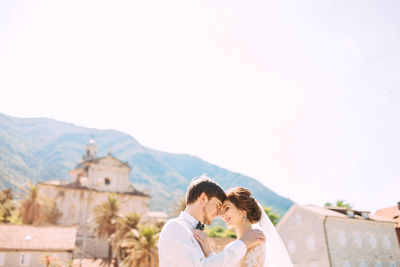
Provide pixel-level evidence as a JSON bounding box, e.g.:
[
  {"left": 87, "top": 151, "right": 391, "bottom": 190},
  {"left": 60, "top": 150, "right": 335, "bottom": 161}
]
[{"left": 186, "top": 174, "right": 226, "bottom": 205}]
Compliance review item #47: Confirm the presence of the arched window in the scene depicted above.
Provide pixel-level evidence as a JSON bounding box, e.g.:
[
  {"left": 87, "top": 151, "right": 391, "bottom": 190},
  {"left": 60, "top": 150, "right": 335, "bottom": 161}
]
[
  {"left": 69, "top": 206, "right": 75, "bottom": 217},
  {"left": 104, "top": 178, "right": 111, "bottom": 185}
]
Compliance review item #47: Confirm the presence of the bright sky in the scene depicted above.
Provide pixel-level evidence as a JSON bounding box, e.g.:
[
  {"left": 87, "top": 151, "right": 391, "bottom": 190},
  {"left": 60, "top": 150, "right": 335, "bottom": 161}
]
[{"left": 1, "top": 0, "right": 399, "bottom": 212}]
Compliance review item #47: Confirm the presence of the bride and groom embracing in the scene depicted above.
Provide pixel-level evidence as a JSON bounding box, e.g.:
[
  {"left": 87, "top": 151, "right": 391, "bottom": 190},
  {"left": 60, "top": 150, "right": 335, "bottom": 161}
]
[{"left": 158, "top": 175, "right": 293, "bottom": 267}]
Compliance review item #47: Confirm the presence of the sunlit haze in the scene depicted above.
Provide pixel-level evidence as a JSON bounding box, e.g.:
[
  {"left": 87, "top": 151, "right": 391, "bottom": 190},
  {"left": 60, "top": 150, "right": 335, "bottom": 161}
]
[{"left": 1, "top": 0, "right": 399, "bottom": 212}]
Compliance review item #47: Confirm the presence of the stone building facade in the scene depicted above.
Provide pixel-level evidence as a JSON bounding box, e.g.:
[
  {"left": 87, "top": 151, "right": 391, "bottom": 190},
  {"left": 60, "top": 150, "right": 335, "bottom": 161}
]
[
  {"left": 38, "top": 139, "right": 150, "bottom": 258},
  {"left": 277, "top": 204, "right": 400, "bottom": 267}
]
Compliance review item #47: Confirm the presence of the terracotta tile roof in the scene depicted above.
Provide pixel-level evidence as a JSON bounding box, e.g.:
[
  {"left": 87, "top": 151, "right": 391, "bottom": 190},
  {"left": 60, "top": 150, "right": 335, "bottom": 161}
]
[
  {"left": 38, "top": 181, "right": 150, "bottom": 197},
  {"left": 0, "top": 225, "right": 77, "bottom": 251},
  {"left": 145, "top": 211, "right": 168, "bottom": 218},
  {"left": 74, "top": 155, "right": 131, "bottom": 169},
  {"left": 373, "top": 204, "right": 400, "bottom": 226}
]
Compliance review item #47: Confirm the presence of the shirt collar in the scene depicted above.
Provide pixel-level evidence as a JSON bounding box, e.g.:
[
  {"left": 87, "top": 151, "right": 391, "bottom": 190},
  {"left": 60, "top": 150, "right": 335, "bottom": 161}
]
[{"left": 180, "top": 211, "right": 200, "bottom": 229}]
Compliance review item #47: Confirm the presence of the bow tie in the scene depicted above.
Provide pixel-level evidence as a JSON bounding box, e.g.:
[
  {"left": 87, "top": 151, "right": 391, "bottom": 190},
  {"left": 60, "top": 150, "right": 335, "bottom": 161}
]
[{"left": 196, "top": 222, "right": 204, "bottom": 231}]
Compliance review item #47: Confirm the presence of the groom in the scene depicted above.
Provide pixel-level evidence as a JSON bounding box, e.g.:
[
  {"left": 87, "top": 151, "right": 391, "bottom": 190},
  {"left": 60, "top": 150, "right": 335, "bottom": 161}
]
[{"left": 158, "top": 175, "right": 266, "bottom": 266}]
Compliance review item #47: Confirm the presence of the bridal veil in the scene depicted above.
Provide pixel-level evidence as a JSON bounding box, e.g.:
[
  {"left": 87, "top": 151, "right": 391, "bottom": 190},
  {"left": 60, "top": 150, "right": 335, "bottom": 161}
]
[{"left": 253, "top": 201, "right": 294, "bottom": 267}]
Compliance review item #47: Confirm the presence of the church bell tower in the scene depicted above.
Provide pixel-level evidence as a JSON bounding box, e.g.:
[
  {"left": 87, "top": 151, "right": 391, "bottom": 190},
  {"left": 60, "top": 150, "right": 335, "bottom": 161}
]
[{"left": 83, "top": 138, "right": 98, "bottom": 161}]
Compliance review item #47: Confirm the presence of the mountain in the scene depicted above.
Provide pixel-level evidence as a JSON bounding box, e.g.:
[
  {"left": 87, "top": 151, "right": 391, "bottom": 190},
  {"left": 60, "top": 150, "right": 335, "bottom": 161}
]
[{"left": 0, "top": 112, "right": 293, "bottom": 216}]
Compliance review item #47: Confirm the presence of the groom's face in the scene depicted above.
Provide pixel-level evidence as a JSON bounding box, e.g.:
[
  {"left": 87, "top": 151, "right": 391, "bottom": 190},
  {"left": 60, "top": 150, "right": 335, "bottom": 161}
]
[{"left": 202, "top": 196, "right": 223, "bottom": 225}]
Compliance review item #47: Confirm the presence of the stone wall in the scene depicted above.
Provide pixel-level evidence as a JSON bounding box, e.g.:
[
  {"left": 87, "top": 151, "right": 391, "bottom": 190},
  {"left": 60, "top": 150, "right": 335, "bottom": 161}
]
[
  {"left": 277, "top": 206, "right": 330, "bottom": 267},
  {"left": 0, "top": 251, "right": 71, "bottom": 267},
  {"left": 326, "top": 217, "right": 400, "bottom": 267}
]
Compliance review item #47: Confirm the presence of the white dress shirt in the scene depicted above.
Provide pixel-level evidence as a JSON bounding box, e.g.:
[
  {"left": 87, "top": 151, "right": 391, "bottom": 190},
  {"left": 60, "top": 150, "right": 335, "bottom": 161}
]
[{"left": 158, "top": 211, "right": 247, "bottom": 267}]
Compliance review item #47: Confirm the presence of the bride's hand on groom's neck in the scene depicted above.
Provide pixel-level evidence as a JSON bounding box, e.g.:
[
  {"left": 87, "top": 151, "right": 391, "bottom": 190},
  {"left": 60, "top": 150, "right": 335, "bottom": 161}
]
[
  {"left": 240, "top": 229, "right": 266, "bottom": 249},
  {"left": 192, "top": 229, "right": 213, "bottom": 257}
]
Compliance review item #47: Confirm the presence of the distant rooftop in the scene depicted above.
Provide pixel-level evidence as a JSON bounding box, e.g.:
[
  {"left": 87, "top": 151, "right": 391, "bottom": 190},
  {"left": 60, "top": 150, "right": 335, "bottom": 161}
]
[
  {"left": 39, "top": 181, "right": 150, "bottom": 197},
  {"left": 373, "top": 202, "right": 400, "bottom": 226},
  {"left": 295, "top": 204, "right": 395, "bottom": 223},
  {"left": 145, "top": 211, "right": 169, "bottom": 219},
  {"left": 74, "top": 154, "right": 131, "bottom": 169},
  {"left": 0, "top": 225, "right": 77, "bottom": 251}
]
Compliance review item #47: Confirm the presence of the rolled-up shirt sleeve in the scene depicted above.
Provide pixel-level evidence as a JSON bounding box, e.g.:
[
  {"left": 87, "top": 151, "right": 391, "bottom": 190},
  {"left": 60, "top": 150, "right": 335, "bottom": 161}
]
[{"left": 159, "top": 220, "right": 247, "bottom": 267}]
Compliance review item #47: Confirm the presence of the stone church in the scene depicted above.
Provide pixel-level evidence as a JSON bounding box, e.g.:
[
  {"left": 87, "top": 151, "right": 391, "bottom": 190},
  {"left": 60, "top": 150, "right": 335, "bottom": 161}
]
[{"left": 38, "top": 139, "right": 150, "bottom": 258}]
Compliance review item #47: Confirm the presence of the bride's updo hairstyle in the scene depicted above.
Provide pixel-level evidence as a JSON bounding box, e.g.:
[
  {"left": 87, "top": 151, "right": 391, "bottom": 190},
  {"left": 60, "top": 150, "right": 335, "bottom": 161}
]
[{"left": 225, "top": 187, "right": 261, "bottom": 223}]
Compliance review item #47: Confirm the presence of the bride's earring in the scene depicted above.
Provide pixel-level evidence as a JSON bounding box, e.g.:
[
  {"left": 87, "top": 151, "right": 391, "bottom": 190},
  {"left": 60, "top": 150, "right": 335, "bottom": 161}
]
[{"left": 241, "top": 214, "right": 246, "bottom": 223}]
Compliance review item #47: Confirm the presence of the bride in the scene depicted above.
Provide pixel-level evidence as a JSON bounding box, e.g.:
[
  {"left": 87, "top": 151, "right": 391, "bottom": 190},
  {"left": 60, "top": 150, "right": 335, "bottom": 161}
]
[{"left": 193, "top": 187, "right": 293, "bottom": 267}]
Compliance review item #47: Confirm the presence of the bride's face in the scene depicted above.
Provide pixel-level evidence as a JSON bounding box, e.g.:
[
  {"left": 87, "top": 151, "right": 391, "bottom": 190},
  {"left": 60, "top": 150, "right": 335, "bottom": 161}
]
[{"left": 220, "top": 200, "right": 245, "bottom": 228}]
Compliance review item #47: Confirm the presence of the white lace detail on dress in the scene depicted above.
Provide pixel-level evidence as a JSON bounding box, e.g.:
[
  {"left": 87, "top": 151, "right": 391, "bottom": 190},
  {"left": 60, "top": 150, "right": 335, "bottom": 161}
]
[{"left": 243, "top": 245, "right": 264, "bottom": 267}]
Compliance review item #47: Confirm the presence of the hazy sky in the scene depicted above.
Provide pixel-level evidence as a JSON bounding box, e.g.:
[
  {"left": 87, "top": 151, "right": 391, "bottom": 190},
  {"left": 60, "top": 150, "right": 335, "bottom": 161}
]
[{"left": 1, "top": 0, "right": 399, "bottom": 212}]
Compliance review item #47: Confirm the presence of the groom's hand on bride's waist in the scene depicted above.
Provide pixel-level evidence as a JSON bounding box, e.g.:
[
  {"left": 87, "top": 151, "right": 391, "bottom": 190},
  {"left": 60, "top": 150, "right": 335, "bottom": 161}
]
[{"left": 240, "top": 229, "right": 266, "bottom": 249}]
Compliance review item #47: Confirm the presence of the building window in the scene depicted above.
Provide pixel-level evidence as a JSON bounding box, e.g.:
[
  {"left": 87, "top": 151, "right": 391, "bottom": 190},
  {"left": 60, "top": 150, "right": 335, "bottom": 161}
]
[
  {"left": 294, "top": 213, "right": 302, "bottom": 225},
  {"left": 359, "top": 260, "right": 367, "bottom": 267},
  {"left": 384, "top": 235, "right": 392, "bottom": 249},
  {"left": 343, "top": 260, "right": 351, "bottom": 267},
  {"left": 306, "top": 235, "right": 316, "bottom": 250},
  {"left": 369, "top": 233, "right": 377, "bottom": 248},
  {"left": 104, "top": 178, "right": 111, "bottom": 185},
  {"left": 353, "top": 232, "right": 362, "bottom": 248},
  {"left": 375, "top": 261, "right": 382, "bottom": 267},
  {"left": 390, "top": 262, "right": 397, "bottom": 267},
  {"left": 338, "top": 232, "right": 347, "bottom": 247},
  {"left": 69, "top": 206, "right": 75, "bottom": 217},
  {"left": 0, "top": 253, "right": 4, "bottom": 266},
  {"left": 20, "top": 253, "right": 30, "bottom": 266}
]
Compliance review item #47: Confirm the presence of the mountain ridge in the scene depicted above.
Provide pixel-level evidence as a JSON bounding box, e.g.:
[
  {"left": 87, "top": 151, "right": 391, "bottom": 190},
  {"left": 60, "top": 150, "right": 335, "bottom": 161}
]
[{"left": 0, "top": 112, "right": 294, "bottom": 216}]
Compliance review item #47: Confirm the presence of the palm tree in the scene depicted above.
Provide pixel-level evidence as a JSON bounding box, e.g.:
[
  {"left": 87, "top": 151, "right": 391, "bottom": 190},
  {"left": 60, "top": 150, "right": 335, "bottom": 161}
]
[
  {"left": 19, "top": 182, "right": 46, "bottom": 225},
  {"left": 111, "top": 212, "right": 141, "bottom": 261},
  {"left": 93, "top": 193, "right": 120, "bottom": 266},
  {"left": 120, "top": 224, "right": 160, "bottom": 267}
]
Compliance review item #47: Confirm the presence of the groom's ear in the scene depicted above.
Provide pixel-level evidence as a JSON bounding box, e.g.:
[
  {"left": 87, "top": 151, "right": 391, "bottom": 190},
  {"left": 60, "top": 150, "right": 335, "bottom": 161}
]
[{"left": 199, "top": 192, "right": 207, "bottom": 205}]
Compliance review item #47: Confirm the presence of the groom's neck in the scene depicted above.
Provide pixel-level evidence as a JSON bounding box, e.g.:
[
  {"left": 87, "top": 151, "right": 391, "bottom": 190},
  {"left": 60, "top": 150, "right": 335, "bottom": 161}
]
[{"left": 185, "top": 205, "right": 203, "bottom": 224}]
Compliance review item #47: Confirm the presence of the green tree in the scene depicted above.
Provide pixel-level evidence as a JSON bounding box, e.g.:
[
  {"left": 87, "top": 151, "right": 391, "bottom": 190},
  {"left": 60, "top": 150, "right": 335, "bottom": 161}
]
[
  {"left": 0, "top": 188, "right": 16, "bottom": 223},
  {"left": 93, "top": 193, "right": 120, "bottom": 267},
  {"left": 324, "top": 200, "right": 353, "bottom": 209},
  {"left": 8, "top": 209, "right": 22, "bottom": 224},
  {"left": 205, "top": 225, "right": 236, "bottom": 238},
  {"left": 111, "top": 212, "right": 141, "bottom": 261},
  {"left": 119, "top": 224, "right": 160, "bottom": 267},
  {"left": 263, "top": 206, "right": 280, "bottom": 226}
]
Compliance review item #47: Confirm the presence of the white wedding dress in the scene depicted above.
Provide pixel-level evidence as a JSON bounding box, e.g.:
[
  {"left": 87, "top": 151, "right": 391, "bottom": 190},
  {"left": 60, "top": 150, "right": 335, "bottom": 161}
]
[
  {"left": 237, "top": 244, "right": 266, "bottom": 267},
  {"left": 233, "top": 202, "right": 293, "bottom": 267}
]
